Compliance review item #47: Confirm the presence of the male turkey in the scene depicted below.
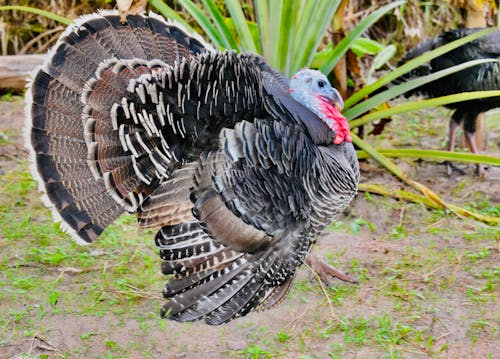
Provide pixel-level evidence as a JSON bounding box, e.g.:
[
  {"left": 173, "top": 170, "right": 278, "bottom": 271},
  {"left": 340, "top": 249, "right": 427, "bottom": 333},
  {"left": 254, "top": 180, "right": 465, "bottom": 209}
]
[
  {"left": 398, "top": 28, "right": 500, "bottom": 175},
  {"left": 25, "top": 11, "right": 359, "bottom": 325}
]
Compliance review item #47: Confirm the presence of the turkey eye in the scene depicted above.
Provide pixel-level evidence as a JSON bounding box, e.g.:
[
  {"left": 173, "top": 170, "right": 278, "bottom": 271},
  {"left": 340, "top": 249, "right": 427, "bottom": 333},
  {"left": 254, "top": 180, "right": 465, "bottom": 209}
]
[{"left": 318, "top": 80, "right": 325, "bottom": 88}]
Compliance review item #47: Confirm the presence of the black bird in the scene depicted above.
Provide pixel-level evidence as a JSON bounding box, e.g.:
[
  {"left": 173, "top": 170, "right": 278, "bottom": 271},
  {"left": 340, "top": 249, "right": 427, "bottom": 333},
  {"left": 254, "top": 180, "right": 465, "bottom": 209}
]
[{"left": 399, "top": 28, "right": 500, "bottom": 175}]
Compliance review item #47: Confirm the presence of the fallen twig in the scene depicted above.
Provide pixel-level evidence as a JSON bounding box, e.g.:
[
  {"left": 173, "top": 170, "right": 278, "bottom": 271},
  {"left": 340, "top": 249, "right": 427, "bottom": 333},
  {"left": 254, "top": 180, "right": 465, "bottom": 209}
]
[
  {"left": 27, "top": 334, "right": 62, "bottom": 358},
  {"left": 113, "top": 282, "right": 162, "bottom": 300},
  {"left": 354, "top": 134, "right": 500, "bottom": 225}
]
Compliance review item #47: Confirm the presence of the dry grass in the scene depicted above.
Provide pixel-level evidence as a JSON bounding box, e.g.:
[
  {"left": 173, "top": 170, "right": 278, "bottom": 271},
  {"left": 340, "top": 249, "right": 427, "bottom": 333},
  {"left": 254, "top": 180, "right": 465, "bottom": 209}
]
[{"left": 0, "top": 0, "right": 114, "bottom": 55}]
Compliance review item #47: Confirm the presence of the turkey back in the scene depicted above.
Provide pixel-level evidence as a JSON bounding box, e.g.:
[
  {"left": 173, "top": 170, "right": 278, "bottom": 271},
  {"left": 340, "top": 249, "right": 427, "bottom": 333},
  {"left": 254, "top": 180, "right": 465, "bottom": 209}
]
[{"left": 25, "top": 11, "right": 211, "bottom": 244}]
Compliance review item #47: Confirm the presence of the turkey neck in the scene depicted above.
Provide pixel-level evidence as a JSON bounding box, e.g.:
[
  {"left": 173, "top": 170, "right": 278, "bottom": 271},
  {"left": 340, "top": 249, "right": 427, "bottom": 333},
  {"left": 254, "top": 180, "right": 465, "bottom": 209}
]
[{"left": 304, "top": 142, "right": 359, "bottom": 236}]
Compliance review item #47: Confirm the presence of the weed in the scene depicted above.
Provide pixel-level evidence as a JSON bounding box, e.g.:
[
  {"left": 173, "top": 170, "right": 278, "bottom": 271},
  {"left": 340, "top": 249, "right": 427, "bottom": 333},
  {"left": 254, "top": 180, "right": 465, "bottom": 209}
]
[
  {"left": 292, "top": 279, "right": 314, "bottom": 295},
  {"left": 48, "top": 291, "right": 59, "bottom": 306},
  {"left": 466, "top": 248, "right": 491, "bottom": 261},
  {"left": 238, "top": 344, "right": 270, "bottom": 359},
  {"left": 328, "top": 221, "right": 347, "bottom": 232},
  {"left": 390, "top": 225, "right": 407, "bottom": 240},
  {"left": 349, "top": 218, "right": 376, "bottom": 234},
  {"left": 0, "top": 92, "right": 18, "bottom": 102},
  {"left": 80, "top": 331, "right": 98, "bottom": 340},
  {"left": 337, "top": 316, "right": 369, "bottom": 345},
  {"left": 328, "top": 343, "right": 344, "bottom": 358},
  {"left": 275, "top": 330, "right": 291, "bottom": 343},
  {"left": 375, "top": 314, "right": 414, "bottom": 356}
]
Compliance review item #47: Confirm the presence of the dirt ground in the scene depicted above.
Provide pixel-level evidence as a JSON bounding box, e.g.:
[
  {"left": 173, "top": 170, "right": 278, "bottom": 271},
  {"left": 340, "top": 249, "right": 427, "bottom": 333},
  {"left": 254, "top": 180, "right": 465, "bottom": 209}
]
[{"left": 0, "top": 97, "right": 499, "bottom": 358}]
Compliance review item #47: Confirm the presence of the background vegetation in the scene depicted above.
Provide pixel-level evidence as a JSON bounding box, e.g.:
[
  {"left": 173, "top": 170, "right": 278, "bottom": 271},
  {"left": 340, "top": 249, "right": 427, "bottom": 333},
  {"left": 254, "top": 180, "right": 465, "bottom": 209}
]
[{"left": 0, "top": 0, "right": 497, "bottom": 56}]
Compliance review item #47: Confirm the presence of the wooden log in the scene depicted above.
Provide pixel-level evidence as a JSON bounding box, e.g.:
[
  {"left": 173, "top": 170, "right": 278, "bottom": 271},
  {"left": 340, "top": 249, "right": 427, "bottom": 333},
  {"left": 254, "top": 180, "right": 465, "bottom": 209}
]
[{"left": 0, "top": 54, "right": 46, "bottom": 91}]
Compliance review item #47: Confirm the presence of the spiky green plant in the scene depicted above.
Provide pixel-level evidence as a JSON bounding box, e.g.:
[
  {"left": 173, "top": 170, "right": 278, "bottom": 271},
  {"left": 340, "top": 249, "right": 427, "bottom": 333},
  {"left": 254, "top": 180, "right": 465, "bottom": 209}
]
[
  {"left": 0, "top": 5, "right": 72, "bottom": 24},
  {"left": 150, "top": 0, "right": 404, "bottom": 77}
]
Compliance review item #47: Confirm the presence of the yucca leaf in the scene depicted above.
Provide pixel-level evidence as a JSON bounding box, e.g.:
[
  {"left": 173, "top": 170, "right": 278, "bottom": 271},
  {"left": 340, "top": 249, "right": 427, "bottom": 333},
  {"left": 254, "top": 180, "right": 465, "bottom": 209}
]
[
  {"left": 292, "top": 0, "right": 340, "bottom": 75},
  {"left": 225, "top": 0, "right": 257, "bottom": 52},
  {"left": 350, "top": 90, "right": 500, "bottom": 127},
  {"left": 254, "top": 0, "right": 270, "bottom": 55},
  {"left": 176, "top": 0, "right": 225, "bottom": 49},
  {"left": 311, "top": 44, "right": 334, "bottom": 69},
  {"left": 361, "top": 183, "right": 500, "bottom": 225},
  {"left": 318, "top": 0, "right": 405, "bottom": 75},
  {"left": 352, "top": 134, "right": 405, "bottom": 178},
  {"left": 353, "top": 134, "right": 500, "bottom": 224},
  {"left": 276, "top": 0, "right": 298, "bottom": 74},
  {"left": 366, "top": 44, "right": 397, "bottom": 84},
  {"left": 202, "top": 0, "right": 239, "bottom": 50},
  {"left": 291, "top": 0, "right": 320, "bottom": 69},
  {"left": 371, "top": 45, "right": 397, "bottom": 70},
  {"left": 344, "top": 59, "right": 498, "bottom": 120},
  {"left": 358, "top": 183, "right": 439, "bottom": 209},
  {"left": 267, "top": 1, "right": 283, "bottom": 66},
  {"left": 445, "top": 203, "right": 500, "bottom": 225},
  {"left": 0, "top": 5, "right": 71, "bottom": 25},
  {"left": 350, "top": 38, "right": 386, "bottom": 56},
  {"left": 148, "top": 0, "right": 194, "bottom": 31},
  {"left": 344, "top": 27, "right": 497, "bottom": 109},
  {"left": 356, "top": 149, "right": 500, "bottom": 166}
]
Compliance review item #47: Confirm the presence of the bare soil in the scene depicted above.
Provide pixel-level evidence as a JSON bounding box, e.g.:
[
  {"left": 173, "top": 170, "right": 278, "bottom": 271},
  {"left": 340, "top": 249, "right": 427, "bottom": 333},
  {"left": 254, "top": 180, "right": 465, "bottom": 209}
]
[{"left": 0, "top": 98, "right": 498, "bottom": 358}]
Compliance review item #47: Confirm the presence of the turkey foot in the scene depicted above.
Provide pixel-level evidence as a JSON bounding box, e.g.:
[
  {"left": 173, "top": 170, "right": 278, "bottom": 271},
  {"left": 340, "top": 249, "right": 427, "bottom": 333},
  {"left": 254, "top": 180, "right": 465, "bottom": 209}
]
[
  {"left": 445, "top": 162, "right": 485, "bottom": 177},
  {"left": 475, "top": 165, "right": 485, "bottom": 177},
  {"left": 445, "top": 161, "right": 466, "bottom": 176},
  {"left": 304, "top": 254, "right": 358, "bottom": 286}
]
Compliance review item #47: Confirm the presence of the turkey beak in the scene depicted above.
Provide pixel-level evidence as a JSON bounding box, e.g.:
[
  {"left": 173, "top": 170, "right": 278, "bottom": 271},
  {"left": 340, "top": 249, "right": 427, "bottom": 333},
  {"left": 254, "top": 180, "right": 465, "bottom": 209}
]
[
  {"left": 329, "top": 88, "right": 344, "bottom": 111},
  {"left": 321, "top": 87, "right": 344, "bottom": 111}
]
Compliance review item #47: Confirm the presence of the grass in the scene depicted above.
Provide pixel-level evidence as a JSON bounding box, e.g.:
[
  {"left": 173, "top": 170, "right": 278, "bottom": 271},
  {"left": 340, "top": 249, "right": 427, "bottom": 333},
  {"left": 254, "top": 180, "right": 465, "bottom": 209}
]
[
  {"left": 0, "top": 159, "right": 165, "bottom": 357},
  {"left": 1, "top": 98, "right": 499, "bottom": 357}
]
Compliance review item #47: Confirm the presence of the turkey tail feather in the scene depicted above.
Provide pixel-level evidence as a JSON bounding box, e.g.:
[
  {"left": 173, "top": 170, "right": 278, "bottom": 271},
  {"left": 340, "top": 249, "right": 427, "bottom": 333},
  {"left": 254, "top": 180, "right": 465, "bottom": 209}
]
[
  {"left": 25, "top": 11, "right": 210, "bottom": 243},
  {"left": 156, "top": 220, "right": 297, "bottom": 325}
]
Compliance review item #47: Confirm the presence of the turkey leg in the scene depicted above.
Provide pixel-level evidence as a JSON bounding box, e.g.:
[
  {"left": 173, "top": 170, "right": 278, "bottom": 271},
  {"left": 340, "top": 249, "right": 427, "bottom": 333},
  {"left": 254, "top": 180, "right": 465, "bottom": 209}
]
[
  {"left": 464, "top": 131, "right": 485, "bottom": 176},
  {"left": 304, "top": 253, "right": 358, "bottom": 286},
  {"left": 446, "top": 118, "right": 465, "bottom": 175}
]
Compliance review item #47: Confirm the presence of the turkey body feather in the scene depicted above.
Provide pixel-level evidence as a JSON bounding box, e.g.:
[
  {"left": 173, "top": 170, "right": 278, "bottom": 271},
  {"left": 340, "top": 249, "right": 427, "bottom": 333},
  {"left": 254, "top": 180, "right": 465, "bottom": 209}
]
[
  {"left": 25, "top": 10, "right": 359, "bottom": 324},
  {"left": 401, "top": 28, "right": 500, "bottom": 115}
]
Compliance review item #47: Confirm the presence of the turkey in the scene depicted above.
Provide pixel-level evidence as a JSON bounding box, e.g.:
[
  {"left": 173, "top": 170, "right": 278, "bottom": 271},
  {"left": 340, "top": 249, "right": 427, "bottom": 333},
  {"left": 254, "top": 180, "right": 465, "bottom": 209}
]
[
  {"left": 397, "top": 28, "right": 500, "bottom": 175},
  {"left": 25, "top": 10, "right": 359, "bottom": 325}
]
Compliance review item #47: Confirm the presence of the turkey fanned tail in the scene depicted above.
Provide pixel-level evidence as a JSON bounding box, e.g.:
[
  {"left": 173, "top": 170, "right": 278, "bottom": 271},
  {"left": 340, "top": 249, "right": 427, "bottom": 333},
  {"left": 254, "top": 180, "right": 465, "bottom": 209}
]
[
  {"left": 25, "top": 10, "right": 359, "bottom": 324},
  {"left": 25, "top": 10, "right": 210, "bottom": 243}
]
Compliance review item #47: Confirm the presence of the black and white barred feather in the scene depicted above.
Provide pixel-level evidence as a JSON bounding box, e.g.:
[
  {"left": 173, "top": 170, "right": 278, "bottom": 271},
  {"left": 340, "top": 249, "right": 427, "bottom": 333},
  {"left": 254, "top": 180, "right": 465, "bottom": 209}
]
[{"left": 25, "top": 10, "right": 359, "bottom": 325}]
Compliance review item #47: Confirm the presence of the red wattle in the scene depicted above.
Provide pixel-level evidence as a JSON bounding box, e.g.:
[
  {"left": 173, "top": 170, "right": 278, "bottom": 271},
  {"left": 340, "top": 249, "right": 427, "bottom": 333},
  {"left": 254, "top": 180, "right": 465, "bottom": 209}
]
[{"left": 318, "top": 98, "right": 352, "bottom": 144}]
